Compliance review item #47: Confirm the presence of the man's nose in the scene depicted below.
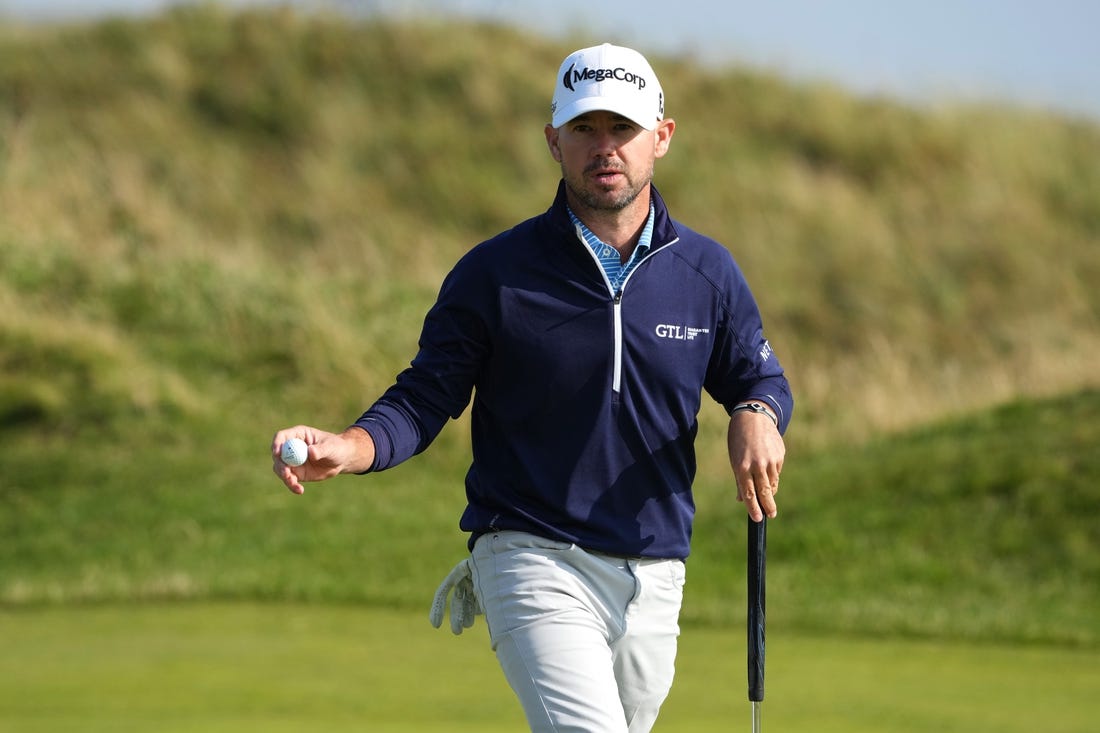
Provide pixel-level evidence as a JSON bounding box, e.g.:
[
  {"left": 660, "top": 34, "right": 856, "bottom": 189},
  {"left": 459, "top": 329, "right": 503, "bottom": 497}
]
[{"left": 590, "top": 129, "right": 617, "bottom": 156}]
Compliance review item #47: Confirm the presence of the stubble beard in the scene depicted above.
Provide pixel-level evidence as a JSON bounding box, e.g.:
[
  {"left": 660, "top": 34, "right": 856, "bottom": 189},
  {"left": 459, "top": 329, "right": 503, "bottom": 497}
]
[{"left": 563, "top": 161, "right": 653, "bottom": 214}]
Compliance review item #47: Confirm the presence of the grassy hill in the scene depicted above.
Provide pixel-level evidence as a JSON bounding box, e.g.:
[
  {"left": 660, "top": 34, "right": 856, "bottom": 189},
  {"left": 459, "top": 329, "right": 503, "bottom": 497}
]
[
  {"left": 1, "top": 6, "right": 1098, "bottom": 646},
  {"left": 4, "top": 383, "right": 1098, "bottom": 647}
]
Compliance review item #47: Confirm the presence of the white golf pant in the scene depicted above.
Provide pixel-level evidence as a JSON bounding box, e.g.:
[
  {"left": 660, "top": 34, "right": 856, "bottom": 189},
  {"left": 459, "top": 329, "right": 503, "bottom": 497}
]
[{"left": 470, "top": 530, "right": 685, "bottom": 733}]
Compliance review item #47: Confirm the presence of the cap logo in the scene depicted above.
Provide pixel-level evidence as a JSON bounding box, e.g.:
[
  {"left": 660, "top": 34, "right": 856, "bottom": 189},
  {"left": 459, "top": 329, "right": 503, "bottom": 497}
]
[{"left": 562, "top": 62, "right": 647, "bottom": 93}]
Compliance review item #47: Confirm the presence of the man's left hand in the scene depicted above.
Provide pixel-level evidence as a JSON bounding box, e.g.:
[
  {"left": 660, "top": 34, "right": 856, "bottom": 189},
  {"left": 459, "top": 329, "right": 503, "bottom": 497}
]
[{"left": 728, "top": 408, "right": 786, "bottom": 522}]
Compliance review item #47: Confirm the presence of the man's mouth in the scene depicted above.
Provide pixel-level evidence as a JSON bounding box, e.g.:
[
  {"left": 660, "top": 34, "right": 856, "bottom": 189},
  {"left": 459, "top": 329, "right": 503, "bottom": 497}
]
[{"left": 589, "top": 168, "right": 623, "bottom": 185}]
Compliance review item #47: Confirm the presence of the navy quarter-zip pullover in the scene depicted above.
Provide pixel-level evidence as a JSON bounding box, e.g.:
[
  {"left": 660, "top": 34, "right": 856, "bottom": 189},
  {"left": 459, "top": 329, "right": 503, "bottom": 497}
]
[{"left": 355, "top": 182, "right": 792, "bottom": 559}]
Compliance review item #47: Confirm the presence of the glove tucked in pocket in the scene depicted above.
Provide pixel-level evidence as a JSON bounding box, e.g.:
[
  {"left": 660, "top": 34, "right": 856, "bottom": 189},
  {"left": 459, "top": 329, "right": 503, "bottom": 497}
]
[{"left": 429, "top": 557, "right": 482, "bottom": 635}]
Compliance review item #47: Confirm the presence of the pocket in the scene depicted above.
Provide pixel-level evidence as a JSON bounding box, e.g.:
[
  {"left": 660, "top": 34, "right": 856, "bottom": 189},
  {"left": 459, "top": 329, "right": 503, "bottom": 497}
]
[
  {"left": 669, "top": 559, "right": 686, "bottom": 591},
  {"left": 470, "top": 531, "right": 574, "bottom": 649}
]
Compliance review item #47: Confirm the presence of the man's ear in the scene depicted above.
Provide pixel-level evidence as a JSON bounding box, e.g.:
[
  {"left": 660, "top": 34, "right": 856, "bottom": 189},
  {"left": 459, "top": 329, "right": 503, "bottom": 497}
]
[
  {"left": 654, "top": 118, "right": 675, "bottom": 158},
  {"left": 545, "top": 124, "right": 562, "bottom": 162}
]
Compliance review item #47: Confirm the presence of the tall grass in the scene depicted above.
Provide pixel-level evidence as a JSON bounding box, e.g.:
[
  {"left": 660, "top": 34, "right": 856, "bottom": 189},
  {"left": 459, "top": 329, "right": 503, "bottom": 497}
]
[{"left": 2, "top": 7, "right": 1097, "bottom": 449}]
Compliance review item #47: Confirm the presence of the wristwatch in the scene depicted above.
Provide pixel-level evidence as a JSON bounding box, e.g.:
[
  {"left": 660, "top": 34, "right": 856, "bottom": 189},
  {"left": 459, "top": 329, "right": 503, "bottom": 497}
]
[{"left": 732, "top": 401, "right": 778, "bottom": 426}]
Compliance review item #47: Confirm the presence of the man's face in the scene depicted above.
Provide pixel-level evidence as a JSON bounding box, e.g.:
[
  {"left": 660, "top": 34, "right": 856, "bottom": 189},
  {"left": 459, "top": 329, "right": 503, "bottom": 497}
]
[{"left": 545, "top": 111, "right": 674, "bottom": 215}]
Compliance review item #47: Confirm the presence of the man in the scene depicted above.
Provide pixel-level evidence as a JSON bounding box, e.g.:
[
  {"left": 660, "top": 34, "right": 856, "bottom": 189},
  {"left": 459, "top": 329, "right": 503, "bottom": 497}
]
[{"left": 272, "top": 43, "right": 792, "bottom": 733}]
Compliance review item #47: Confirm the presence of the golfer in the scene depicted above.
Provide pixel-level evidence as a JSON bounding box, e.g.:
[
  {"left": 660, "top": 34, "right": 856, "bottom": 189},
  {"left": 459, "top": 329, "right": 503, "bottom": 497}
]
[{"left": 272, "top": 43, "right": 792, "bottom": 733}]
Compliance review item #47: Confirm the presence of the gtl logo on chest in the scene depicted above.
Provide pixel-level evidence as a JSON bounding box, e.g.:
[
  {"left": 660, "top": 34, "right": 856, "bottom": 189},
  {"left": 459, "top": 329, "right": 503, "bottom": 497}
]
[{"left": 655, "top": 324, "right": 710, "bottom": 341}]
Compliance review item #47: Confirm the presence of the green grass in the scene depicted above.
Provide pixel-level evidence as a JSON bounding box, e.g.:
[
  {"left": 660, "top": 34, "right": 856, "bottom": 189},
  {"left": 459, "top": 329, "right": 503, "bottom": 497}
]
[
  {"left": 0, "top": 604, "right": 524, "bottom": 733},
  {"left": 688, "top": 389, "right": 1100, "bottom": 643},
  {"left": 2, "top": 389, "right": 1098, "bottom": 647},
  {"left": 2, "top": 604, "right": 1097, "bottom": 732}
]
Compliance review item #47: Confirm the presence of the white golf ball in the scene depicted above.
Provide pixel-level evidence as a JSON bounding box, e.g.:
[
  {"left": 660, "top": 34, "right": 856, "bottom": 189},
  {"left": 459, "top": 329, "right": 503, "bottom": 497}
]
[{"left": 281, "top": 438, "right": 308, "bottom": 467}]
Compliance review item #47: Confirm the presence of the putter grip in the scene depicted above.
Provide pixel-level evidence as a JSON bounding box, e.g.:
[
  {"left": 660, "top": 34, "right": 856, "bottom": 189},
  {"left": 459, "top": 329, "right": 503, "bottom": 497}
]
[{"left": 748, "top": 515, "right": 767, "bottom": 703}]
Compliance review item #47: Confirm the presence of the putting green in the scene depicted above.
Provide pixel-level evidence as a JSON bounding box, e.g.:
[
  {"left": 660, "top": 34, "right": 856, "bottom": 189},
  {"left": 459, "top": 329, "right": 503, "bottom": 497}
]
[{"left": 1, "top": 604, "right": 1096, "bottom": 732}]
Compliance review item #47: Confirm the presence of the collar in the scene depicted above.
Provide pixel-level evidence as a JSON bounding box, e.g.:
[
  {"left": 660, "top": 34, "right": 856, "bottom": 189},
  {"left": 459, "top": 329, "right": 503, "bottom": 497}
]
[
  {"left": 567, "top": 203, "right": 656, "bottom": 258},
  {"left": 546, "top": 180, "right": 679, "bottom": 249}
]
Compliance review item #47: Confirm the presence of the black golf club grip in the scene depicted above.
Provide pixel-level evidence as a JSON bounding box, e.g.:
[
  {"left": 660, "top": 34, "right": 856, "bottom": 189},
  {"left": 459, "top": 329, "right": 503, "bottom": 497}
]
[{"left": 748, "top": 514, "right": 767, "bottom": 703}]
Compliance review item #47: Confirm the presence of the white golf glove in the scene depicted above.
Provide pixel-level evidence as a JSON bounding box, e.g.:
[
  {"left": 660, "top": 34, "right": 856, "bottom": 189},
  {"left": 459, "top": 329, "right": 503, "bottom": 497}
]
[{"left": 429, "top": 558, "right": 482, "bottom": 635}]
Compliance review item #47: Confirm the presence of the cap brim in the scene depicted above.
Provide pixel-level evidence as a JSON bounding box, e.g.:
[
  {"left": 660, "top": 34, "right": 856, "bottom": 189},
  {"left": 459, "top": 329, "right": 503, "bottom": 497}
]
[{"left": 552, "top": 97, "right": 659, "bottom": 130}]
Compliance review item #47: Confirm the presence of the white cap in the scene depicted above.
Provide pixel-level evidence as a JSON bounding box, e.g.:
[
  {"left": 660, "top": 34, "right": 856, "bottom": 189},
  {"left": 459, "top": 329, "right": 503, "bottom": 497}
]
[{"left": 551, "top": 43, "right": 665, "bottom": 130}]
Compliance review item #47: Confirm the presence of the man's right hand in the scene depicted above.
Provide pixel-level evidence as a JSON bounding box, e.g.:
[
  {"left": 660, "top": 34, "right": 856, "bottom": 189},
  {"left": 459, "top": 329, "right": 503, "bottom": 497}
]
[{"left": 270, "top": 426, "right": 376, "bottom": 494}]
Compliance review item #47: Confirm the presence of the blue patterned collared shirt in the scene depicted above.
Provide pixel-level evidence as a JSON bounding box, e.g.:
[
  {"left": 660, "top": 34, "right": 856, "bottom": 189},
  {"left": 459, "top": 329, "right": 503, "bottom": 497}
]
[{"left": 568, "top": 204, "right": 656, "bottom": 293}]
